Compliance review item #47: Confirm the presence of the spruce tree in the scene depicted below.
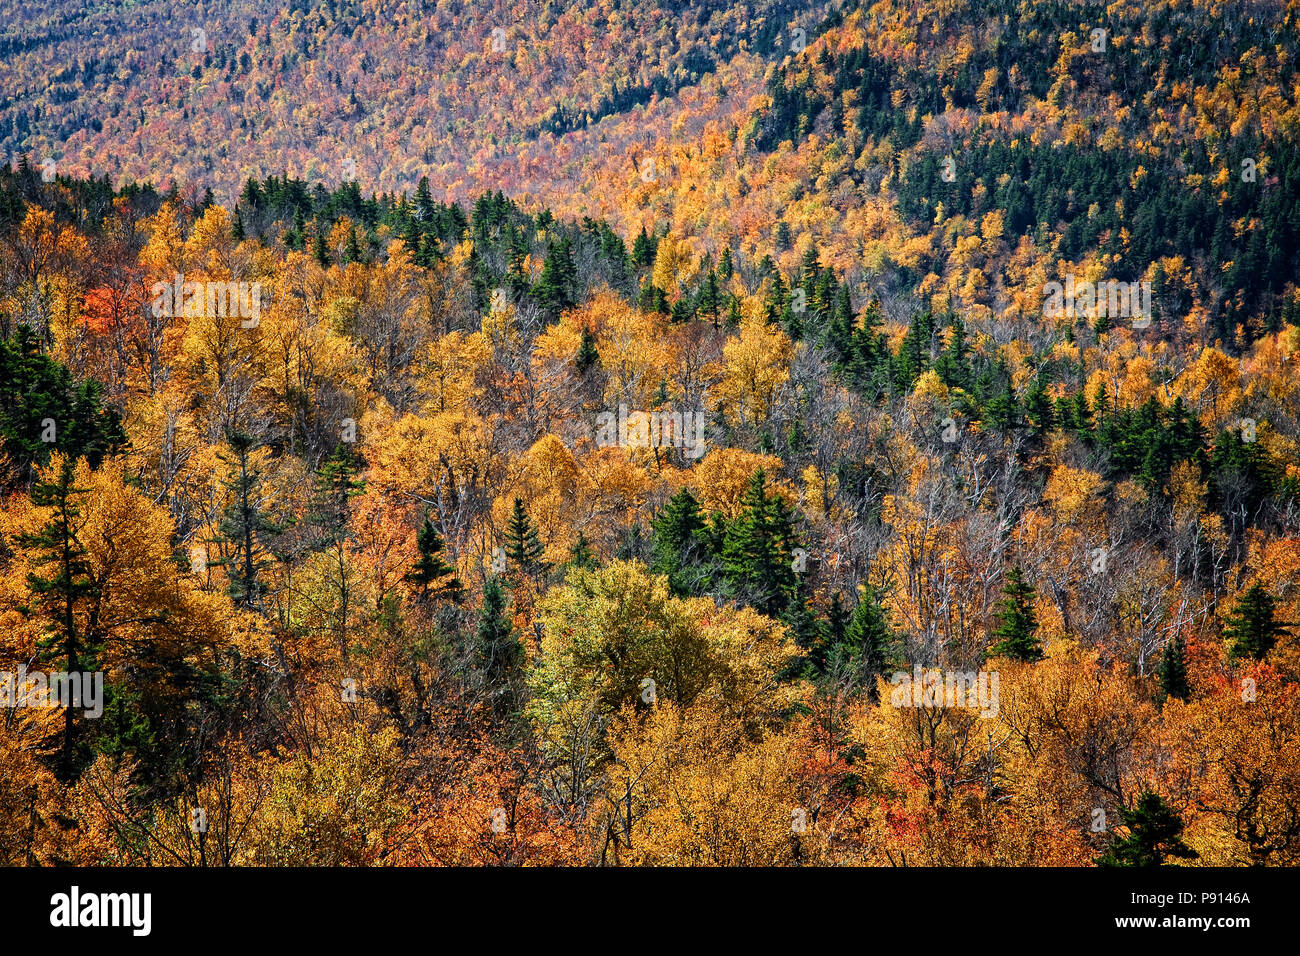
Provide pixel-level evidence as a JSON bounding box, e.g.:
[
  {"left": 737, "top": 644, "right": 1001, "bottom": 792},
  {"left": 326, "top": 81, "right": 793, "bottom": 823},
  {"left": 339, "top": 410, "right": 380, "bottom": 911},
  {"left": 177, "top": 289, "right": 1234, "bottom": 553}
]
[
  {"left": 1224, "top": 583, "right": 1289, "bottom": 661},
  {"left": 575, "top": 327, "right": 600, "bottom": 374},
  {"left": 405, "top": 517, "right": 463, "bottom": 603},
  {"left": 721, "top": 470, "right": 798, "bottom": 616},
  {"left": 214, "top": 431, "right": 279, "bottom": 611},
  {"left": 475, "top": 577, "right": 523, "bottom": 716},
  {"left": 312, "top": 443, "right": 365, "bottom": 543},
  {"left": 988, "top": 565, "right": 1043, "bottom": 661},
  {"left": 568, "top": 530, "right": 598, "bottom": 571},
  {"left": 632, "top": 225, "right": 657, "bottom": 267},
  {"left": 1157, "top": 632, "right": 1191, "bottom": 703},
  {"left": 504, "top": 497, "right": 545, "bottom": 574},
  {"left": 650, "top": 488, "right": 713, "bottom": 593},
  {"left": 1097, "top": 792, "right": 1198, "bottom": 866},
  {"left": 535, "top": 236, "right": 577, "bottom": 320},
  {"left": 18, "top": 456, "right": 100, "bottom": 781},
  {"left": 839, "top": 584, "right": 897, "bottom": 697}
]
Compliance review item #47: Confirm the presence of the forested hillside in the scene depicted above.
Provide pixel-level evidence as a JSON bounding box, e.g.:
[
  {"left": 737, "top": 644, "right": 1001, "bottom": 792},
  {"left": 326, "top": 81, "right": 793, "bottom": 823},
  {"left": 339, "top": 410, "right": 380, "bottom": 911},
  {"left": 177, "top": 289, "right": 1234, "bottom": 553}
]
[{"left": 0, "top": 0, "right": 1298, "bottom": 867}]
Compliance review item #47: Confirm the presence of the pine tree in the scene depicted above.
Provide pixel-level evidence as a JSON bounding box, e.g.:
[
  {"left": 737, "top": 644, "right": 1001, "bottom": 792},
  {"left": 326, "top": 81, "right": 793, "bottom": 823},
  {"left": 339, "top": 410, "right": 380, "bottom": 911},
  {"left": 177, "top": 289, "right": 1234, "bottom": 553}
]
[
  {"left": 405, "top": 517, "right": 463, "bottom": 603},
  {"left": 414, "top": 175, "right": 436, "bottom": 223},
  {"left": 213, "top": 431, "right": 279, "bottom": 611},
  {"left": 721, "top": 470, "right": 798, "bottom": 616},
  {"left": 18, "top": 457, "right": 100, "bottom": 781},
  {"left": 1224, "top": 583, "right": 1289, "bottom": 661},
  {"left": 698, "top": 268, "right": 722, "bottom": 328},
  {"left": 813, "top": 591, "right": 851, "bottom": 674},
  {"left": 988, "top": 565, "right": 1043, "bottom": 661},
  {"left": 575, "top": 327, "right": 600, "bottom": 374},
  {"left": 838, "top": 584, "right": 897, "bottom": 697},
  {"left": 535, "top": 236, "right": 577, "bottom": 319},
  {"left": 632, "top": 225, "right": 657, "bottom": 267},
  {"left": 343, "top": 226, "right": 363, "bottom": 263},
  {"left": 504, "top": 497, "right": 545, "bottom": 574},
  {"left": 312, "top": 443, "right": 365, "bottom": 543},
  {"left": 718, "top": 245, "right": 734, "bottom": 280},
  {"left": 1157, "top": 632, "right": 1191, "bottom": 703},
  {"left": 650, "top": 487, "right": 713, "bottom": 594},
  {"left": 312, "top": 226, "right": 330, "bottom": 267},
  {"left": 474, "top": 577, "right": 523, "bottom": 716},
  {"left": 1097, "top": 792, "right": 1198, "bottom": 866},
  {"left": 568, "top": 530, "right": 597, "bottom": 571}
]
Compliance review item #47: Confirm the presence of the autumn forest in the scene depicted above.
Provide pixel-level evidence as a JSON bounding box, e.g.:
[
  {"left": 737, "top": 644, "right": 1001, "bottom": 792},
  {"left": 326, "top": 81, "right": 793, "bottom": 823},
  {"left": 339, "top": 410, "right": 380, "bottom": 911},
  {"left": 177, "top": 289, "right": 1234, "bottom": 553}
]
[{"left": 0, "top": 0, "right": 1298, "bottom": 872}]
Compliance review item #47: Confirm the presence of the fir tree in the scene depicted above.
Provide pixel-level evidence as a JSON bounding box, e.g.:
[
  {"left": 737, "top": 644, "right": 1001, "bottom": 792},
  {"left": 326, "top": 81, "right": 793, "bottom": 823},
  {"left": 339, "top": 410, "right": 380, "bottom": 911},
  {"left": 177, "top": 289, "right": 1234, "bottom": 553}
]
[
  {"left": 504, "top": 497, "right": 545, "bottom": 574},
  {"left": 575, "top": 327, "right": 600, "bottom": 375},
  {"left": 312, "top": 443, "right": 365, "bottom": 543},
  {"left": 405, "top": 517, "right": 463, "bottom": 603},
  {"left": 988, "top": 565, "right": 1043, "bottom": 661},
  {"left": 568, "top": 530, "right": 598, "bottom": 571},
  {"left": 716, "top": 245, "right": 734, "bottom": 281},
  {"left": 535, "top": 236, "right": 577, "bottom": 319},
  {"left": 837, "top": 584, "right": 897, "bottom": 697},
  {"left": 18, "top": 457, "right": 99, "bottom": 781},
  {"left": 650, "top": 487, "right": 713, "bottom": 594},
  {"left": 474, "top": 577, "right": 523, "bottom": 716},
  {"left": 1157, "top": 632, "right": 1191, "bottom": 703},
  {"left": 1224, "top": 583, "right": 1289, "bottom": 661},
  {"left": 213, "top": 431, "right": 279, "bottom": 611},
  {"left": 721, "top": 470, "right": 798, "bottom": 616},
  {"left": 1097, "top": 792, "right": 1198, "bottom": 866},
  {"left": 632, "top": 225, "right": 657, "bottom": 267}
]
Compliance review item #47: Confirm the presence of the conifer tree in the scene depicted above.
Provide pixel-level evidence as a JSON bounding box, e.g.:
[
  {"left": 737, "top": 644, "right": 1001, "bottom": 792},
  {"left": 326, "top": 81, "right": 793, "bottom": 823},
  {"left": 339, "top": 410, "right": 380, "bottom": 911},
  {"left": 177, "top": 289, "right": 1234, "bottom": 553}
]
[
  {"left": 568, "top": 530, "right": 597, "bottom": 571},
  {"left": 650, "top": 487, "right": 713, "bottom": 594},
  {"left": 721, "top": 470, "right": 798, "bottom": 616},
  {"left": 1224, "top": 583, "right": 1289, "bottom": 661},
  {"left": 1157, "top": 632, "right": 1191, "bottom": 703},
  {"left": 988, "top": 565, "right": 1043, "bottom": 661},
  {"left": 1097, "top": 792, "right": 1198, "bottom": 866},
  {"left": 214, "top": 431, "right": 279, "bottom": 611},
  {"left": 837, "top": 584, "right": 897, "bottom": 697},
  {"left": 475, "top": 577, "right": 523, "bottom": 716},
  {"left": 18, "top": 457, "right": 99, "bottom": 781},
  {"left": 405, "top": 517, "right": 463, "bottom": 603},
  {"left": 504, "top": 497, "right": 545, "bottom": 574},
  {"left": 575, "top": 327, "right": 600, "bottom": 375}
]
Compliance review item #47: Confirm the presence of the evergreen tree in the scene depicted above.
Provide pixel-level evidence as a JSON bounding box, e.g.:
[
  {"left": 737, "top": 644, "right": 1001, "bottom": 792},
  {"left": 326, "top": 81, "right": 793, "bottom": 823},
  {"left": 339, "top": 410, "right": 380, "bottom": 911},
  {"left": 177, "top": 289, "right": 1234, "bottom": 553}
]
[
  {"left": 988, "top": 565, "right": 1043, "bottom": 661},
  {"left": 1157, "top": 632, "right": 1191, "bottom": 703},
  {"left": 568, "top": 530, "right": 598, "bottom": 571},
  {"left": 718, "top": 245, "right": 734, "bottom": 280},
  {"left": 721, "top": 470, "right": 798, "bottom": 616},
  {"left": 1097, "top": 792, "right": 1198, "bottom": 866},
  {"left": 535, "top": 236, "right": 577, "bottom": 319},
  {"left": 311, "top": 443, "right": 365, "bottom": 543},
  {"left": 18, "top": 456, "right": 99, "bottom": 781},
  {"left": 0, "top": 328, "right": 127, "bottom": 488},
  {"left": 836, "top": 584, "right": 898, "bottom": 697},
  {"left": 312, "top": 226, "right": 330, "bottom": 267},
  {"left": 213, "top": 431, "right": 279, "bottom": 611},
  {"left": 632, "top": 225, "right": 657, "bottom": 267},
  {"left": 474, "top": 577, "right": 523, "bottom": 716},
  {"left": 405, "top": 517, "right": 463, "bottom": 603},
  {"left": 1224, "top": 583, "right": 1289, "bottom": 661},
  {"left": 504, "top": 497, "right": 545, "bottom": 574},
  {"left": 414, "top": 175, "right": 436, "bottom": 222},
  {"left": 650, "top": 487, "right": 714, "bottom": 594},
  {"left": 575, "top": 327, "right": 600, "bottom": 375}
]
